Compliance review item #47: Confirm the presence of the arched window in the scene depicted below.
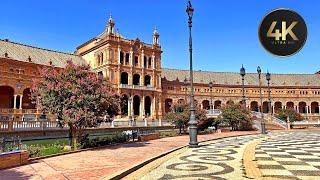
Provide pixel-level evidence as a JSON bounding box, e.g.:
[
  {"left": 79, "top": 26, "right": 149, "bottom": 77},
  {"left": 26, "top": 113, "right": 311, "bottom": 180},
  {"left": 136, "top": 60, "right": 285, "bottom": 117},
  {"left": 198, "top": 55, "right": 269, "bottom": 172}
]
[
  {"left": 125, "top": 53, "right": 130, "bottom": 65},
  {"left": 121, "top": 72, "right": 128, "bottom": 84},
  {"left": 133, "top": 74, "right": 140, "bottom": 85},
  {"left": 144, "top": 56, "right": 147, "bottom": 67},
  {"left": 120, "top": 51, "right": 124, "bottom": 64},
  {"left": 100, "top": 52, "right": 104, "bottom": 65},
  {"left": 144, "top": 75, "right": 151, "bottom": 86}
]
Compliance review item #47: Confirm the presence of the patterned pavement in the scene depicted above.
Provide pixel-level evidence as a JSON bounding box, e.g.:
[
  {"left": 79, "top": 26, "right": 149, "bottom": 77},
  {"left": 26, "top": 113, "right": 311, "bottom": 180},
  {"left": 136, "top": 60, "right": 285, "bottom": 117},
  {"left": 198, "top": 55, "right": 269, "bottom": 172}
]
[
  {"left": 139, "top": 131, "right": 320, "bottom": 180},
  {"left": 140, "top": 135, "right": 264, "bottom": 180},
  {"left": 256, "top": 132, "right": 320, "bottom": 180}
]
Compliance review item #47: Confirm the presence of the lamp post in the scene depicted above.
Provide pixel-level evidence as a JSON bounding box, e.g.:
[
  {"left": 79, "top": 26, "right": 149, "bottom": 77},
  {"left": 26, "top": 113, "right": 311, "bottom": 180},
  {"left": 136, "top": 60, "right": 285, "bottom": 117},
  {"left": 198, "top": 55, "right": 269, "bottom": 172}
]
[
  {"left": 184, "top": 77, "right": 188, "bottom": 103},
  {"left": 240, "top": 65, "right": 246, "bottom": 109},
  {"left": 257, "top": 66, "right": 266, "bottom": 134},
  {"left": 209, "top": 81, "right": 213, "bottom": 114},
  {"left": 186, "top": 0, "right": 198, "bottom": 148},
  {"left": 266, "top": 71, "right": 272, "bottom": 116}
]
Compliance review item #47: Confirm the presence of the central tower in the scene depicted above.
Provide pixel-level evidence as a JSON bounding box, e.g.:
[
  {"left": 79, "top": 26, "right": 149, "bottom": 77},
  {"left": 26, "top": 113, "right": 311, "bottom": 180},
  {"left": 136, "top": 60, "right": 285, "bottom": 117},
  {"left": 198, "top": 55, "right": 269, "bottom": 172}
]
[{"left": 76, "top": 16, "right": 163, "bottom": 121}]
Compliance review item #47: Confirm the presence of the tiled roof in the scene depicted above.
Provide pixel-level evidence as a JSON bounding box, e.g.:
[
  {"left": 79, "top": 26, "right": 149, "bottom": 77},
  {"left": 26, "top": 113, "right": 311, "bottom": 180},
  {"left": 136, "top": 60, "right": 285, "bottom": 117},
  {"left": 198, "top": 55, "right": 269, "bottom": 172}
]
[
  {"left": 162, "top": 68, "right": 320, "bottom": 87},
  {"left": 0, "top": 39, "right": 84, "bottom": 68}
]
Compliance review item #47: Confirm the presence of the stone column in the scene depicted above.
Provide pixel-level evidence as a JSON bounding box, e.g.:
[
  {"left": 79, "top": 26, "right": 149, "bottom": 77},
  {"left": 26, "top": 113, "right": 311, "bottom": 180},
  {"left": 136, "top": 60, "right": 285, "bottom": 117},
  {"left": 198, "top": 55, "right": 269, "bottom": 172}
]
[
  {"left": 118, "top": 47, "right": 121, "bottom": 64},
  {"left": 272, "top": 106, "right": 275, "bottom": 114},
  {"left": 158, "top": 97, "right": 162, "bottom": 125},
  {"left": 129, "top": 48, "right": 133, "bottom": 66},
  {"left": 141, "top": 69, "right": 145, "bottom": 86},
  {"left": 141, "top": 50, "right": 144, "bottom": 68},
  {"left": 19, "top": 95, "right": 23, "bottom": 109},
  {"left": 141, "top": 96, "right": 145, "bottom": 118},
  {"left": 158, "top": 75, "right": 161, "bottom": 88},
  {"left": 318, "top": 106, "right": 320, "bottom": 114},
  {"left": 296, "top": 105, "right": 299, "bottom": 113},
  {"left": 152, "top": 96, "right": 156, "bottom": 118},
  {"left": 13, "top": 95, "right": 17, "bottom": 109},
  {"left": 130, "top": 97, "right": 134, "bottom": 117},
  {"left": 127, "top": 98, "right": 131, "bottom": 118},
  {"left": 152, "top": 53, "right": 155, "bottom": 69},
  {"left": 306, "top": 106, "right": 309, "bottom": 114}
]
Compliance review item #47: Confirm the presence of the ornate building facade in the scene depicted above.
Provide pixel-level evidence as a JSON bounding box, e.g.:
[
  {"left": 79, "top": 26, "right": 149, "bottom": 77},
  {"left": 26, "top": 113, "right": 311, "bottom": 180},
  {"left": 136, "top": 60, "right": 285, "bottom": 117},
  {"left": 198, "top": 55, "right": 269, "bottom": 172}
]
[{"left": 1, "top": 16, "right": 320, "bottom": 121}]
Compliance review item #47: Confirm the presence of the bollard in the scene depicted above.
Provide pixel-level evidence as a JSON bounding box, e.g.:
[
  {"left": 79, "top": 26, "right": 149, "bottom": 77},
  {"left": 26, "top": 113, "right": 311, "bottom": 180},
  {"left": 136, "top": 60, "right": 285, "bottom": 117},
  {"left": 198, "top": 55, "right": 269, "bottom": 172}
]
[
  {"left": 287, "top": 117, "right": 291, "bottom": 130},
  {"left": 144, "top": 118, "right": 148, "bottom": 127}
]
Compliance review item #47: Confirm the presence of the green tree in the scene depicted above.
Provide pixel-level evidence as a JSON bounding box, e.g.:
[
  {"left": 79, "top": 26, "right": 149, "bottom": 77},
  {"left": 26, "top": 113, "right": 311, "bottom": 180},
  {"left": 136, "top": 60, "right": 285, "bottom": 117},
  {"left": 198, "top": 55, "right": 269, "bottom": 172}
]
[
  {"left": 216, "top": 103, "right": 253, "bottom": 131},
  {"left": 32, "top": 61, "right": 121, "bottom": 149},
  {"left": 276, "top": 108, "right": 303, "bottom": 122},
  {"left": 164, "top": 102, "right": 207, "bottom": 134}
]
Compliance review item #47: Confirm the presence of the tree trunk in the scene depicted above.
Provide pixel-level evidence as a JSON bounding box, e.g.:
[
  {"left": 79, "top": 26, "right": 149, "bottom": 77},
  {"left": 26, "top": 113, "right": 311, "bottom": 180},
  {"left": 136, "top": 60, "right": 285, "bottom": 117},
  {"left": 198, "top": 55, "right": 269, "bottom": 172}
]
[
  {"left": 179, "top": 126, "right": 182, "bottom": 135},
  {"left": 70, "top": 125, "right": 78, "bottom": 150}
]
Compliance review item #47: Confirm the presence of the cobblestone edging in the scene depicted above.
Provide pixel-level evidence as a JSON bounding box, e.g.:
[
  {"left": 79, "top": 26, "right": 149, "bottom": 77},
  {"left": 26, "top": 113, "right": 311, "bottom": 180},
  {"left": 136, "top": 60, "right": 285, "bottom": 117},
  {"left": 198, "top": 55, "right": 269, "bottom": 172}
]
[{"left": 107, "top": 131, "right": 259, "bottom": 180}]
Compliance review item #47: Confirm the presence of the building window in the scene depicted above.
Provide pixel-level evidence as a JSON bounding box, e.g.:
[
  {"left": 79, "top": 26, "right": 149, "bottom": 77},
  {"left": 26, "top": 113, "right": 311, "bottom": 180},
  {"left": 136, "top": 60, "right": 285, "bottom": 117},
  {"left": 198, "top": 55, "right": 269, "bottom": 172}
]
[
  {"left": 98, "top": 71, "right": 103, "bottom": 79},
  {"left": 125, "top": 53, "right": 130, "bottom": 65},
  {"left": 148, "top": 57, "right": 152, "bottom": 68},
  {"left": 144, "top": 56, "right": 147, "bottom": 67},
  {"left": 120, "top": 51, "right": 124, "bottom": 64},
  {"left": 134, "top": 56, "right": 139, "bottom": 66}
]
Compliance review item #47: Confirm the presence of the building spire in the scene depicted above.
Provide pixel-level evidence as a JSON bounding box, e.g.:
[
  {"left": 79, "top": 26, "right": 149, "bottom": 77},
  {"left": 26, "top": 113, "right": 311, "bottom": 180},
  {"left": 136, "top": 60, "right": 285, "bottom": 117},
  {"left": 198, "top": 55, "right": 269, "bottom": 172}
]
[
  {"left": 106, "top": 13, "right": 115, "bottom": 34},
  {"left": 153, "top": 26, "right": 160, "bottom": 46}
]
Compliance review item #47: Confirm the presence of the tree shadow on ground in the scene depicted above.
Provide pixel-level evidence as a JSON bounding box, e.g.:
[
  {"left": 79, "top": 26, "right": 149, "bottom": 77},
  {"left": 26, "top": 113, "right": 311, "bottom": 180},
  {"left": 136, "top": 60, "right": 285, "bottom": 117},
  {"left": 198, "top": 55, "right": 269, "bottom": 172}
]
[
  {"left": 91, "top": 141, "right": 149, "bottom": 151},
  {"left": 0, "top": 168, "right": 35, "bottom": 180}
]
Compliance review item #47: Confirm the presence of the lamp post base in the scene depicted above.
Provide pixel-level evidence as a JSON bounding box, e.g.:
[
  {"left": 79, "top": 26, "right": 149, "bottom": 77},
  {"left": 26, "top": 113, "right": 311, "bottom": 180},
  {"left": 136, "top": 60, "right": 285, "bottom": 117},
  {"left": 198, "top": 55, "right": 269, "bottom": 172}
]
[
  {"left": 261, "top": 122, "right": 267, "bottom": 134},
  {"left": 188, "top": 121, "right": 198, "bottom": 148}
]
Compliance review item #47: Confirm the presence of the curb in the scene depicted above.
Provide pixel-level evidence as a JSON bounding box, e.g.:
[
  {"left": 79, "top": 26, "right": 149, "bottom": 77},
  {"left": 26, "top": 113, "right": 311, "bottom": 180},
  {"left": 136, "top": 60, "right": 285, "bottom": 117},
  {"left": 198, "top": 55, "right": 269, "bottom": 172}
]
[{"left": 106, "top": 131, "right": 260, "bottom": 180}]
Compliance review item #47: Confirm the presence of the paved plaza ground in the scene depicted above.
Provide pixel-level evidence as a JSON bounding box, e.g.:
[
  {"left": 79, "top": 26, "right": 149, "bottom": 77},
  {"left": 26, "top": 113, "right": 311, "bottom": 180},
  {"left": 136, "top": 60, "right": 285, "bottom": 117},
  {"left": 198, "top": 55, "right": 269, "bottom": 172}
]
[
  {"left": 1, "top": 130, "right": 319, "bottom": 180},
  {"left": 131, "top": 131, "right": 320, "bottom": 180},
  {"left": 0, "top": 131, "right": 258, "bottom": 180}
]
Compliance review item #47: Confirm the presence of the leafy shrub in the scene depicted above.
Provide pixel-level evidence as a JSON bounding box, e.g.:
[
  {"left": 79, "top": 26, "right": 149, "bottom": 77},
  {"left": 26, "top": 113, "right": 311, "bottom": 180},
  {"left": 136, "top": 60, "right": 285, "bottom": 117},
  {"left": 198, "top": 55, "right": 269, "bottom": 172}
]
[
  {"left": 80, "top": 133, "right": 128, "bottom": 149},
  {"left": 276, "top": 108, "right": 303, "bottom": 122},
  {"left": 159, "top": 130, "right": 178, "bottom": 138},
  {"left": 217, "top": 103, "right": 253, "bottom": 131}
]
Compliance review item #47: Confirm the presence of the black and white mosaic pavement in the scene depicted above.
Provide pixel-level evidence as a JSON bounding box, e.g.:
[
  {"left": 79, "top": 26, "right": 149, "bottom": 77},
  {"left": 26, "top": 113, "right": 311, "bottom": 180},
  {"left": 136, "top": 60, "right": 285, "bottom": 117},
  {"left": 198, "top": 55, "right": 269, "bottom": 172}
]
[
  {"left": 256, "top": 132, "right": 320, "bottom": 180},
  {"left": 141, "top": 135, "right": 263, "bottom": 180}
]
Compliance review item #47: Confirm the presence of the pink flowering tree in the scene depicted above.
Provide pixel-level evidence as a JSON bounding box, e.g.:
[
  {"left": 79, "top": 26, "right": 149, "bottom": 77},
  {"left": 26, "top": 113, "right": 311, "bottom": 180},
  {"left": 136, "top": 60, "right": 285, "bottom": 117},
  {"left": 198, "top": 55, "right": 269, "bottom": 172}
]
[{"left": 32, "top": 61, "right": 120, "bottom": 149}]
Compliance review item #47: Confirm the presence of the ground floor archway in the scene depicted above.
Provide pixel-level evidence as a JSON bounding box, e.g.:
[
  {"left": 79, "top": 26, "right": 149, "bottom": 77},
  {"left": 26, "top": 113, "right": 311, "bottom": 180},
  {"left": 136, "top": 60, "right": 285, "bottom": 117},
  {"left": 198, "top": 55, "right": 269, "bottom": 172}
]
[
  {"left": 299, "top": 102, "right": 307, "bottom": 113},
  {"left": 144, "top": 96, "right": 152, "bottom": 117},
  {"left": 250, "top": 101, "right": 259, "bottom": 112},
  {"left": 133, "top": 95, "right": 140, "bottom": 116},
  {"left": 262, "top": 101, "right": 269, "bottom": 113},
  {"left": 286, "top": 102, "right": 294, "bottom": 110},
  {"left": 121, "top": 94, "right": 129, "bottom": 116},
  {"left": 311, "top": 102, "right": 319, "bottom": 113},
  {"left": 214, "top": 100, "right": 221, "bottom": 109},
  {"left": 165, "top": 98, "right": 173, "bottom": 113},
  {"left": 0, "top": 86, "right": 14, "bottom": 108},
  {"left": 274, "top": 101, "right": 282, "bottom": 113},
  {"left": 202, "top": 100, "right": 210, "bottom": 110}
]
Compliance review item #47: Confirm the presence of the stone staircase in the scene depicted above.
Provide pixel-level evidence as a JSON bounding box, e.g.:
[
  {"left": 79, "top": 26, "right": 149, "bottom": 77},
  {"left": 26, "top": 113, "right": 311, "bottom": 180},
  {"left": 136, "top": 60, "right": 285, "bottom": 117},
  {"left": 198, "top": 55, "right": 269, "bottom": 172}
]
[{"left": 251, "top": 111, "right": 287, "bottom": 131}]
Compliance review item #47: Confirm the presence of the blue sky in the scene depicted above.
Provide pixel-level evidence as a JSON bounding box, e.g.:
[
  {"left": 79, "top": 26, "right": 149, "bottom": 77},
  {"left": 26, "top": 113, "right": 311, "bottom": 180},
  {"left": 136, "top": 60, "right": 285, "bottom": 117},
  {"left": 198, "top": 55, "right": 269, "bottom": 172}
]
[{"left": 1, "top": 0, "right": 320, "bottom": 74}]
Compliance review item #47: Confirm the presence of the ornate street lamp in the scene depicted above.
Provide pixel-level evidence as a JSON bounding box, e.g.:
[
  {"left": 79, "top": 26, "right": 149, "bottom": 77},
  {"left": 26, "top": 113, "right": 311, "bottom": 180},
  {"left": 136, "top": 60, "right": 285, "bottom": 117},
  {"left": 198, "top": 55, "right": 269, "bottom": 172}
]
[
  {"left": 184, "top": 77, "right": 188, "bottom": 103},
  {"left": 257, "top": 66, "right": 266, "bottom": 134},
  {"left": 240, "top": 65, "right": 246, "bottom": 108},
  {"left": 266, "top": 71, "right": 272, "bottom": 116},
  {"left": 209, "top": 81, "right": 213, "bottom": 114},
  {"left": 186, "top": 0, "right": 198, "bottom": 148}
]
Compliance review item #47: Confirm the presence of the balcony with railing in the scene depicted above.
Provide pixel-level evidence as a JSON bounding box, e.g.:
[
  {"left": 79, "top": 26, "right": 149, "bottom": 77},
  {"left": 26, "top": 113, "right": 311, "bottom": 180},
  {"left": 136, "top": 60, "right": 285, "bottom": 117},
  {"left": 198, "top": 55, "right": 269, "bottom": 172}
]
[{"left": 119, "top": 84, "right": 156, "bottom": 91}]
